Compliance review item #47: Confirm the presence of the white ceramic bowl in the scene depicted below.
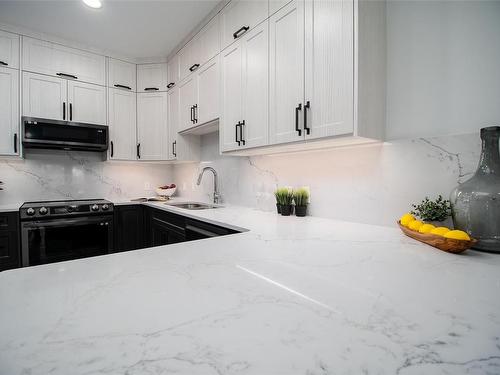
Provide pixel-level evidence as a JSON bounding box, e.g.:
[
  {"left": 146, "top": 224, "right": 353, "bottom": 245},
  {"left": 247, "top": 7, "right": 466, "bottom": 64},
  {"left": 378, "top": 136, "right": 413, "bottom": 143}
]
[{"left": 156, "top": 187, "right": 177, "bottom": 197}]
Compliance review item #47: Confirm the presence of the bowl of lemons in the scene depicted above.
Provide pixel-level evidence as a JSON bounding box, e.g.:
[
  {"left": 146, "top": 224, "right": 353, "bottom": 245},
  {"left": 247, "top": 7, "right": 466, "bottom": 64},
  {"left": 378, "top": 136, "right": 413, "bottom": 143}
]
[{"left": 398, "top": 213, "right": 476, "bottom": 253}]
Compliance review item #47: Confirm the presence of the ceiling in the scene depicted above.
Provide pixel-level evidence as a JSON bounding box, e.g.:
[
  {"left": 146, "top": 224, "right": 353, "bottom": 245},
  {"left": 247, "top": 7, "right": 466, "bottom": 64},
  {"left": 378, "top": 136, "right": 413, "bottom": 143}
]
[{"left": 0, "top": 0, "right": 220, "bottom": 60}]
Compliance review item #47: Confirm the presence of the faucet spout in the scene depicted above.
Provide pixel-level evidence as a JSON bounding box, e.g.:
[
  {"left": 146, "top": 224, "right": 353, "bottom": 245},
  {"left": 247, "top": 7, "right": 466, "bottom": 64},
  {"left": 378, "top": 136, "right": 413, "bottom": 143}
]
[{"left": 197, "top": 167, "right": 220, "bottom": 204}]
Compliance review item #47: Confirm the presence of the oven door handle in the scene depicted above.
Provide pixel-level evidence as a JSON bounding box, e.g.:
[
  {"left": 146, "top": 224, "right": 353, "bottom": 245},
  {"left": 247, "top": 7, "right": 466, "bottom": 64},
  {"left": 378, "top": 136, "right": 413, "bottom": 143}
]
[{"left": 22, "top": 216, "right": 112, "bottom": 229}]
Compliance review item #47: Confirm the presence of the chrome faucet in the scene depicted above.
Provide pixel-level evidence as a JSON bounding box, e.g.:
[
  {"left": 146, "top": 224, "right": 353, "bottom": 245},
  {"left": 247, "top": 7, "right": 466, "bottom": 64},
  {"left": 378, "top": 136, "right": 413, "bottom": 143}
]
[{"left": 197, "top": 167, "right": 221, "bottom": 204}]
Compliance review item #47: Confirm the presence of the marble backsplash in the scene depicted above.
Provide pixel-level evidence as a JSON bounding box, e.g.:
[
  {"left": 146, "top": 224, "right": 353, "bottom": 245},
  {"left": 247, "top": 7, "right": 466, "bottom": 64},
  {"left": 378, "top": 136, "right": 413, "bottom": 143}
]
[
  {"left": 173, "top": 132, "right": 482, "bottom": 227},
  {"left": 0, "top": 149, "right": 174, "bottom": 206}
]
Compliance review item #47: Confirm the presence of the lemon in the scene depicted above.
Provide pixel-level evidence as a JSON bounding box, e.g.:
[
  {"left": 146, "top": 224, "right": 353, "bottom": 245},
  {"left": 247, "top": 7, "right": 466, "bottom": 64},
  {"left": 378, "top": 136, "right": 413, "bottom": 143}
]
[
  {"left": 418, "top": 223, "right": 436, "bottom": 234},
  {"left": 400, "top": 213, "right": 415, "bottom": 227},
  {"left": 430, "top": 227, "right": 451, "bottom": 236},
  {"left": 408, "top": 220, "right": 424, "bottom": 231},
  {"left": 444, "top": 230, "right": 471, "bottom": 241}
]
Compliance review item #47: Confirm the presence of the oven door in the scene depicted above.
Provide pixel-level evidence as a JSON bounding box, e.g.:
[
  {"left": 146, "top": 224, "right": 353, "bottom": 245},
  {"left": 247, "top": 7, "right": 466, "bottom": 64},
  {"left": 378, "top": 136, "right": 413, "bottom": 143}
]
[{"left": 21, "top": 215, "right": 114, "bottom": 267}]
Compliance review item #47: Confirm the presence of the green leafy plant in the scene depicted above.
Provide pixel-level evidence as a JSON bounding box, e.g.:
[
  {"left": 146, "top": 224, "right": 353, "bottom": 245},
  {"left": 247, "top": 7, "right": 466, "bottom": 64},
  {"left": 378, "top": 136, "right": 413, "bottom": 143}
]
[
  {"left": 274, "top": 187, "right": 293, "bottom": 205},
  {"left": 293, "top": 188, "right": 310, "bottom": 207},
  {"left": 411, "top": 195, "right": 451, "bottom": 222}
]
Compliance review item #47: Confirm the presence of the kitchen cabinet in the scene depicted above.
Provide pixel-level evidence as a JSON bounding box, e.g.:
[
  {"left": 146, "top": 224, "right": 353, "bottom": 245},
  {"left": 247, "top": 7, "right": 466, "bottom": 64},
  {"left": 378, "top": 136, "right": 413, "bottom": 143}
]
[
  {"left": 0, "top": 30, "right": 20, "bottom": 69},
  {"left": 67, "top": 80, "right": 106, "bottom": 125},
  {"left": 185, "top": 219, "right": 238, "bottom": 241},
  {"left": 22, "top": 71, "right": 67, "bottom": 121},
  {"left": 269, "top": 0, "right": 292, "bottom": 15},
  {"left": 0, "top": 67, "right": 19, "bottom": 156},
  {"left": 178, "top": 37, "right": 201, "bottom": 82},
  {"left": 178, "top": 75, "right": 197, "bottom": 132},
  {"left": 137, "top": 91, "right": 168, "bottom": 160},
  {"left": 108, "top": 58, "right": 136, "bottom": 92},
  {"left": 114, "top": 205, "right": 144, "bottom": 252},
  {"left": 137, "top": 63, "right": 168, "bottom": 92},
  {"left": 220, "top": 0, "right": 268, "bottom": 51},
  {"left": 145, "top": 209, "right": 186, "bottom": 247},
  {"left": 22, "top": 36, "right": 105, "bottom": 86},
  {"left": 221, "top": 21, "right": 268, "bottom": 152},
  {"left": 167, "top": 54, "right": 179, "bottom": 90},
  {"left": 198, "top": 15, "right": 220, "bottom": 68},
  {"left": 196, "top": 56, "right": 219, "bottom": 126},
  {"left": 269, "top": 0, "right": 305, "bottom": 145},
  {"left": 0, "top": 212, "right": 20, "bottom": 271},
  {"left": 23, "top": 72, "right": 106, "bottom": 125},
  {"left": 108, "top": 88, "right": 137, "bottom": 160}
]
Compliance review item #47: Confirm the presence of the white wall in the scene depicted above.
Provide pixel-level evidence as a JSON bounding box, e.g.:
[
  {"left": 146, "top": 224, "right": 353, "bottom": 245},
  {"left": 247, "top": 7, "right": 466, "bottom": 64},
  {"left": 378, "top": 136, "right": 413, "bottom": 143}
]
[{"left": 386, "top": 0, "right": 500, "bottom": 139}]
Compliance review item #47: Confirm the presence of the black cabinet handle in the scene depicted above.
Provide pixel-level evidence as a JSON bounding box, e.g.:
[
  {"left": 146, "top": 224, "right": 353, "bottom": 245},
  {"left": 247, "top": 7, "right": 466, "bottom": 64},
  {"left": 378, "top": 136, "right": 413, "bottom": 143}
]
[
  {"left": 56, "top": 72, "right": 78, "bottom": 80},
  {"left": 295, "top": 103, "right": 302, "bottom": 136},
  {"left": 189, "top": 64, "right": 200, "bottom": 72},
  {"left": 13, "top": 133, "right": 17, "bottom": 153},
  {"left": 190, "top": 105, "right": 194, "bottom": 123},
  {"left": 0, "top": 61, "right": 8, "bottom": 66},
  {"left": 114, "top": 84, "right": 131, "bottom": 90},
  {"left": 167, "top": 82, "right": 175, "bottom": 89},
  {"left": 144, "top": 87, "right": 159, "bottom": 91},
  {"left": 137, "top": 143, "right": 141, "bottom": 159},
  {"left": 240, "top": 120, "right": 246, "bottom": 146},
  {"left": 63, "top": 102, "right": 66, "bottom": 120},
  {"left": 69, "top": 103, "right": 73, "bottom": 121},
  {"left": 235, "top": 122, "right": 241, "bottom": 146},
  {"left": 173, "top": 141, "right": 177, "bottom": 157},
  {"left": 233, "top": 26, "right": 250, "bottom": 39},
  {"left": 193, "top": 104, "right": 198, "bottom": 123},
  {"left": 304, "top": 101, "right": 310, "bottom": 135},
  {"left": 110, "top": 141, "right": 114, "bottom": 157}
]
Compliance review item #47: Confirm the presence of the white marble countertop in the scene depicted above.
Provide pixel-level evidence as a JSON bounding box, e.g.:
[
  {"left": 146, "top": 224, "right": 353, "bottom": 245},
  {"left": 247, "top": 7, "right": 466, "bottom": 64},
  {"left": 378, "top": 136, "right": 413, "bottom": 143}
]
[{"left": 1, "top": 200, "right": 500, "bottom": 375}]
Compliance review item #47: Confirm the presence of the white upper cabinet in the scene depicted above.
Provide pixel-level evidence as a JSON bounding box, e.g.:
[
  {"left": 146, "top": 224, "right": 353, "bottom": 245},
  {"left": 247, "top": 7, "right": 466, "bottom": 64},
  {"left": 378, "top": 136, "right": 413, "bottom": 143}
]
[
  {"left": 304, "top": 0, "right": 354, "bottom": 140},
  {"left": 167, "top": 54, "right": 179, "bottom": 90},
  {"left": 269, "top": 0, "right": 292, "bottom": 16},
  {"left": 67, "top": 80, "right": 106, "bottom": 125},
  {"left": 178, "top": 37, "right": 201, "bottom": 82},
  {"left": 220, "top": 0, "right": 268, "bottom": 51},
  {"left": 221, "top": 21, "right": 268, "bottom": 152},
  {"left": 196, "top": 55, "right": 220, "bottom": 126},
  {"left": 0, "top": 31, "right": 20, "bottom": 69},
  {"left": 178, "top": 76, "right": 197, "bottom": 132},
  {"left": 108, "top": 58, "right": 136, "bottom": 91},
  {"left": 22, "top": 72, "right": 67, "bottom": 121},
  {"left": 198, "top": 16, "right": 220, "bottom": 66},
  {"left": 167, "top": 87, "right": 179, "bottom": 159},
  {"left": 22, "top": 37, "right": 105, "bottom": 86},
  {"left": 136, "top": 63, "right": 168, "bottom": 92},
  {"left": 0, "top": 67, "right": 19, "bottom": 155},
  {"left": 269, "top": 0, "right": 305, "bottom": 145},
  {"left": 108, "top": 89, "right": 137, "bottom": 160},
  {"left": 137, "top": 92, "right": 168, "bottom": 160}
]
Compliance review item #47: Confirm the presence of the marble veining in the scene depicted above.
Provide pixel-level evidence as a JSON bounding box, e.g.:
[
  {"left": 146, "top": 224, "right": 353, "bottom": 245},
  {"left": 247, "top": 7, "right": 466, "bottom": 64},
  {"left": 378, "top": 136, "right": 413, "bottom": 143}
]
[{"left": 0, "top": 202, "right": 499, "bottom": 375}]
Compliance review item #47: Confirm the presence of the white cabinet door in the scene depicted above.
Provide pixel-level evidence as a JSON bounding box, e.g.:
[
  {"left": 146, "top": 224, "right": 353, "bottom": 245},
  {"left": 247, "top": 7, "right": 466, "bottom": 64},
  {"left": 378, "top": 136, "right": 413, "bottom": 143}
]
[
  {"left": 108, "top": 89, "right": 136, "bottom": 160},
  {"left": 241, "top": 21, "right": 269, "bottom": 149},
  {"left": 269, "top": 0, "right": 305, "bottom": 145},
  {"left": 220, "top": 0, "right": 268, "bottom": 51},
  {"left": 220, "top": 42, "right": 243, "bottom": 152},
  {"left": 167, "top": 87, "right": 179, "bottom": 159},
  {"left": 269, "top": 0, "right": 292, "bottom": 15},
  {"left": 0, "top": 30, "right": 20, "bottom": 69},
  {"left": 304, "top": 0, "right": 354, "bottom": 139},
  {"left": 197, "top": 56, "right": 219, "bottom": 125},
  {"left": 198, "top": 15, "right": 220, "bottom": 65},
  {"left": 178, "top": 76, "right": 197, "bottom": 132},
  {"left": 0, "top": 67, "right": 19, "bottom": 155},
  {"left": 167, "top": 54, "right": 179, "bottom": 90},
  {"left": 22, "top": 37, "right": 105, "bottom": 85},
  {"left": 178, "top": 38, "right": 201, "bottom": 82},
  {"left": 137, "top": 92, "right": 168, "bottom": 160},
  {"left": 22, "top": 72, "right": 67, "bottom": 121},
  {"left": 137, "top": 63, "right": 168, "bottom": 92},
  {"left": 67, "top": 80, "right": 106, "bottom": 125},
  {"left": 108, "top": 58, "right": 136, "bottom": 91}
]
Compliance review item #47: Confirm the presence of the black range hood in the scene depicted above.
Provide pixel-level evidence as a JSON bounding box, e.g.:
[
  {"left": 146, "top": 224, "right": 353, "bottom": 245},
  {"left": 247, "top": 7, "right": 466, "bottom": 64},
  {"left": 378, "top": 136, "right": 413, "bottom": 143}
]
[{"left": 22, "top": 117, "right": 109, "bottom": 152}]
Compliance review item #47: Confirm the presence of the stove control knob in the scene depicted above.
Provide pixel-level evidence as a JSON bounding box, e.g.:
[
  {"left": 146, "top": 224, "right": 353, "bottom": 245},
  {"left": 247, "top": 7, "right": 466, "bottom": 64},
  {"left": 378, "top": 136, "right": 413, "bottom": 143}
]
[
  {"left": 91, "top": 204, "right": 100, "bottom": 212},
  {"left": 26, "top": 207, "right": 35, "bottom": 216},
  {"left": 102, "top": 204, "right": 109, "bottom": 211},
  {"left": 39, "top": 207, "right": 48, "bottom": 215}
]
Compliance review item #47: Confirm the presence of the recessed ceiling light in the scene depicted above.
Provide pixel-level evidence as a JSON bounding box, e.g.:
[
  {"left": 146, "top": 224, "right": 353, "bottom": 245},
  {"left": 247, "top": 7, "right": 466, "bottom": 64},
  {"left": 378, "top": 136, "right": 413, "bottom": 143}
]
[{"left": 82, "top": 0, "right": 102, "bottom": 9}]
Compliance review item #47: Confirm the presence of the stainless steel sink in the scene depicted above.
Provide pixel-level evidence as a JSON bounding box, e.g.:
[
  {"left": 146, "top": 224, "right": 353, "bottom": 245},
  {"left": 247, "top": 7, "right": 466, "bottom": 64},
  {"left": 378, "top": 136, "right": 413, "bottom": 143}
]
[{"left": 166, "top": 202, "right": 221, "bottom": 210}]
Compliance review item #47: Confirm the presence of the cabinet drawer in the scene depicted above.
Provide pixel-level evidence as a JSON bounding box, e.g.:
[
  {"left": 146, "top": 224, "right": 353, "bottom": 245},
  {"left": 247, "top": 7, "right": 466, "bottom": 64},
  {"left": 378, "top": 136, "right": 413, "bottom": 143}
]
[
  {"left": 108, "top": 58, "right": 136, "bottom": 91},
  {"left": 220, "top": 0, "right": 268, "bottom": 51},
  {"left": 0, "top": 212, "right": 19, "bottom": 231},
  {"left": 0, "top": 30, "right": 20, "bottom": 69}
]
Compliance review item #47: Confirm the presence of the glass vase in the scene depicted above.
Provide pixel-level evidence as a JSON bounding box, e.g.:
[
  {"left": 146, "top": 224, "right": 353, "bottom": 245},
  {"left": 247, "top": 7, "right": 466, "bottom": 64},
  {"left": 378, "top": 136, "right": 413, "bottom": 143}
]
[{"left": 450, "top": 127, "right": 500, "bottom": 252}]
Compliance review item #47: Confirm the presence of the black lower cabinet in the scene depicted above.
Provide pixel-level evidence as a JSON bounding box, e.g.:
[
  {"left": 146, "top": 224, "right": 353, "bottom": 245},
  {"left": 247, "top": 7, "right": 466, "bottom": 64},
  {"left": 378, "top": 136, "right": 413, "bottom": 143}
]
[
  {"left": 145, "top": 208, "right": 186, "bottom": 247},
  {"left": 114, "top": 205, "right": 144, "bottom": 252},
  {"left": 0, "top": 212, "right": 20, "bottom": 271}
]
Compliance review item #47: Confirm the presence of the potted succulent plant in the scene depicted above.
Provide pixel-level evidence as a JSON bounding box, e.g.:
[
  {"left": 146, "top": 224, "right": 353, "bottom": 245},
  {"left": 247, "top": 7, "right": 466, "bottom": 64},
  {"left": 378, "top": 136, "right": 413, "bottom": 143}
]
[
  {"left": 293, "top": 188, "right": 309, "bottom": 217},
  {"left": 279, "top": 188, "right": 294, "bottom": 216}
]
